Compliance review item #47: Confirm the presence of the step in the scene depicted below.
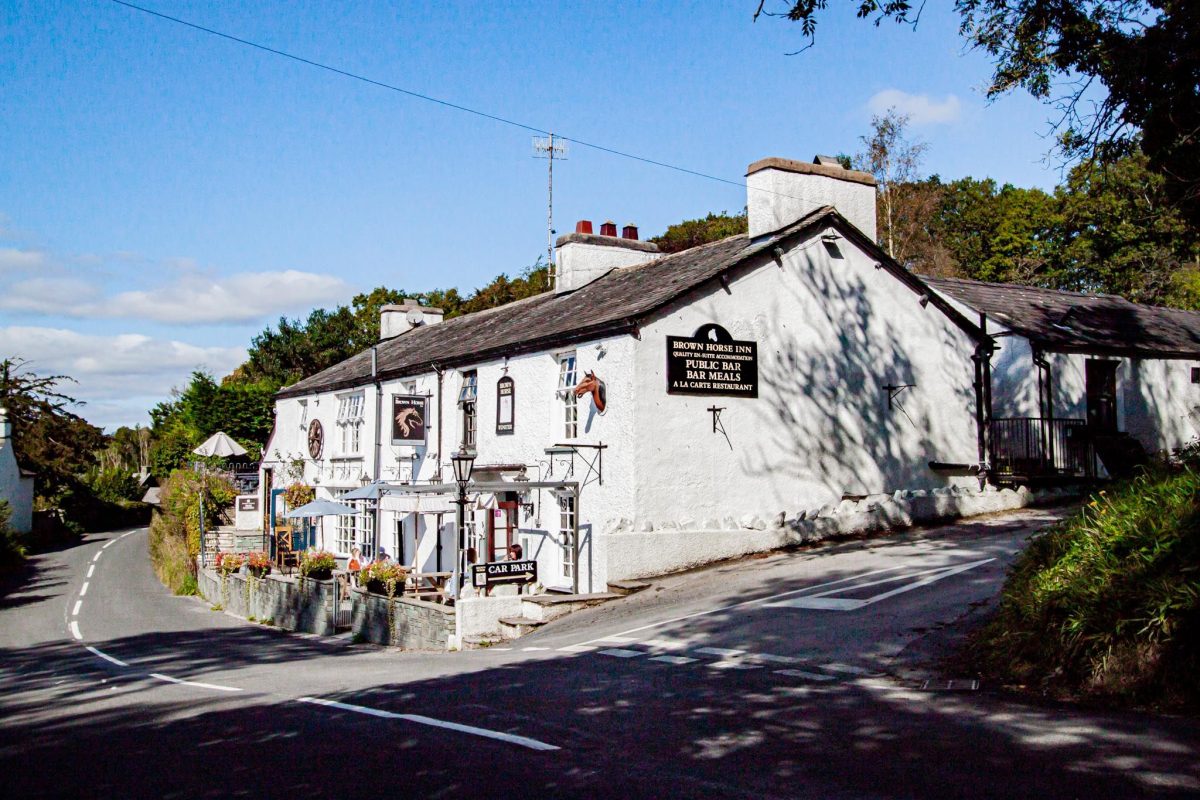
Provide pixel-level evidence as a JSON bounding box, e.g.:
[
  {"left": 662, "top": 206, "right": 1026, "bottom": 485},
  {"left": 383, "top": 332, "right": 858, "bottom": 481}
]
[
  {"left": 607, "top": 580, "right": 651, "bottom": 596},
  {"left": 461, "top": 634, "right": 508, "bottom": 650},
  {"left": 497, "top": 616, "right": 547, "bottom": 639},
  {"left": 521, "top": 592, "right": 623, "bottom": 623}
]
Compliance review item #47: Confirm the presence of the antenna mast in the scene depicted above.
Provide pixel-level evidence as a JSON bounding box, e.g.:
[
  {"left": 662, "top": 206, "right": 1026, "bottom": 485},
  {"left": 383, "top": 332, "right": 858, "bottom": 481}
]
[{"left": 533, "top": 134, "right": 568, "bottom": 289}]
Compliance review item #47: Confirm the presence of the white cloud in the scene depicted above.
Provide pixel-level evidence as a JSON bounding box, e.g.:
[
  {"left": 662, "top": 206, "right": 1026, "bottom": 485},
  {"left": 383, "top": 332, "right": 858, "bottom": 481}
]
[
  {"left": 867, "top": 89, "right": 963, "bottom": 125},
  {"left": 0, "top": 325, "right": 247, "bottom": 429},
  {"left": 0, "top": 268, "right": 349, "bottom": 324},
  {"left": 0, "top": 247, "right": 48, "bottom": 274}
]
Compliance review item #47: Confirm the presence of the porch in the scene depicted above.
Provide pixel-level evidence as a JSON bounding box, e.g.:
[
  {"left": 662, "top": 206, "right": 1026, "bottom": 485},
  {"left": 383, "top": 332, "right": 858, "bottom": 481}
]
[{"left": 988, "top": 417, "right": 1097, "bottom": 485}]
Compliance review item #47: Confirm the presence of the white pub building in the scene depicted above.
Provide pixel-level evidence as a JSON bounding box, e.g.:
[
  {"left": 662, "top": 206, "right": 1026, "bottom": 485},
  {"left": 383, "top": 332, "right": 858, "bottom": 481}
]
[{"left": 261, "top": 155, "right": 1200, "bottom": 595}]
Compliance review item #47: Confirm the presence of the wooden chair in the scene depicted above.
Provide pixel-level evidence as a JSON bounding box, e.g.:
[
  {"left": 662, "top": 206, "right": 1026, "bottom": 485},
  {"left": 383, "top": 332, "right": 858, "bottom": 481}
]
[{"left": 275, "top": 525, "right": 298, "bottom": 574}]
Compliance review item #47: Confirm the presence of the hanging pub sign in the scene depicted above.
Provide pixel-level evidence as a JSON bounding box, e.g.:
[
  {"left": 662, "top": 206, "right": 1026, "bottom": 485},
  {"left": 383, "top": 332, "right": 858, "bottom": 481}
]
[
  {"left": 666, "top": 323, "right": 758, "bottom": 398},
  {"left": 496, "top": 375, "right": 515, "bottom": 435},
  {"left": 472, "top": 559, "right": 537, "bottom": 589},
  {"left": 391, "top": 395, "right": 427, "bottom": 445}
]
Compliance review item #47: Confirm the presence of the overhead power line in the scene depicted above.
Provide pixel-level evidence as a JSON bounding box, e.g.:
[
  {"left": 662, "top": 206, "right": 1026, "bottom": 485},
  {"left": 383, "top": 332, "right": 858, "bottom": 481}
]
[{"left": 104, "top": 0, "right": 751, "bottom": 194}]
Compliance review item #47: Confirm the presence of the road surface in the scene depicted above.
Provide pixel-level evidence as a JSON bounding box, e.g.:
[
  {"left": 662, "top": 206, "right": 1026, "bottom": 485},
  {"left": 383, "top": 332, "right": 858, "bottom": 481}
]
[{"left": 2, "top": 506, "right": 1197, "bottom": 798}]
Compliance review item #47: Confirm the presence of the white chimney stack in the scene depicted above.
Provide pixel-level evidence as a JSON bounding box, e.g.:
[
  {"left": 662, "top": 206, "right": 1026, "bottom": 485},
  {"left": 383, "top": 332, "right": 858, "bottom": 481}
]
[
  {"left": 554, "top": 219, "right": 660, "bottom": 294},
  {"left": 380, "top": 301, "right": 444, "bottom": 340},
  {"left": 746, "top": 156, "right": 877, "bottom": 241}
]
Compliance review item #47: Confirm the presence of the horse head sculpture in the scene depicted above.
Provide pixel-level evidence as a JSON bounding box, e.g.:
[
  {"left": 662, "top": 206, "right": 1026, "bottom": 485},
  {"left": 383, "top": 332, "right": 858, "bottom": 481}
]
[{"left": 573, "top": 371, "right": 607, "bottom": 415}]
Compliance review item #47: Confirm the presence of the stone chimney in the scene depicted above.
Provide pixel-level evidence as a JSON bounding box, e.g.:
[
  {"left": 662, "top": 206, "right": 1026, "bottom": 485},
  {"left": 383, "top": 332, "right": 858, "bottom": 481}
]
[
  {"left": 746, "top": 156, "right": 877, "bottom": 241},
  {"left": 554, "top": 219, "right": 660, "bottom": 294},
  {"left": 380, "top": 301, "right": 444, "bottom": 340}
]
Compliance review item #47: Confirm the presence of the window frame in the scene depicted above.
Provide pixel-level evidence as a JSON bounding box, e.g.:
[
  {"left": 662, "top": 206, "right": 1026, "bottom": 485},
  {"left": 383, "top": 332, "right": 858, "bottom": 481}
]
[{"left": 556, "top": 353, "right": 578, "bottom": 439}]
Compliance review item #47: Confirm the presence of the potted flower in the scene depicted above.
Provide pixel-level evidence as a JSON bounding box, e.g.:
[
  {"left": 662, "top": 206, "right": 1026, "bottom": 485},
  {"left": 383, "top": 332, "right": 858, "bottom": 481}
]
[
  {"left": 215, "top": 551, "right": 245, "bottom": 575},
  {"left": 284, "top": 483, "right": 315, "bottom": 510},
  {"left": 299, "top": 549, "right": 336, "bottom": 581},
  {"left": 359, "top": 561, "right": 408, "bottom": 597},
  {"left": 246, "top": 550, "right": 271, "bottom": 578}
]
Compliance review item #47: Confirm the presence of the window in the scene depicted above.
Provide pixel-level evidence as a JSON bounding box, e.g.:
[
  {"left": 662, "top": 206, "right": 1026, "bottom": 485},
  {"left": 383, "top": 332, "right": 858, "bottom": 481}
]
[
  {"left": 336, "top": 393, "right": 365, "bottom": 455},
  {"left": 333, "top": 489, "right": 356, "bottom": 554},
  {"left": 557, "top": 353, "right": 578, "bottom": 439},
  {"left": 558, "top": 493, "right": 575, "bottom": 580},
  {"left": 358, "top": 503, "right": 375, "bottom": 560},
  {"left": 459, "top": 371, "right": 478, "bottom": 448}
]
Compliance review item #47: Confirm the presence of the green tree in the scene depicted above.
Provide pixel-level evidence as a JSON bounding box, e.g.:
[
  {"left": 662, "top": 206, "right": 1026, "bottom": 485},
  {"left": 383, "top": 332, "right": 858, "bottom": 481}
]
[
  {"left": 857, "top": 109, "right": 928, "bottom": 260},
  {"left": 758, "top": 0, "right": 1200, "bottom": 227},
  {"left": 650, "top": 211, "right": 748, "bottom": 254}
]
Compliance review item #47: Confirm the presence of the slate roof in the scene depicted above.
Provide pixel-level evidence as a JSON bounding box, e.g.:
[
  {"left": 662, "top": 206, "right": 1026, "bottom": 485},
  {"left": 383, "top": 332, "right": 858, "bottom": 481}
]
[
  {"left": 923, "top": 276, "right": 1200, "bottom": 358},
  {"left": 280, "top": 207, "right": 982, "bottom": 399}
]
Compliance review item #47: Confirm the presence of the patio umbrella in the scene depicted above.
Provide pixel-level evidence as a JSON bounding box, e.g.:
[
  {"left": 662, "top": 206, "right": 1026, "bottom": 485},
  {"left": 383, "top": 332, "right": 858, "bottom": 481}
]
[
  {"left": 342, "top": 481, "right": 390, "bottom": 501},
  {"left": 193, "top": 431, "right": 248, "bottom": 458},
  {"left": 284, "top": 499, "right": 360, "bottom": 519}
]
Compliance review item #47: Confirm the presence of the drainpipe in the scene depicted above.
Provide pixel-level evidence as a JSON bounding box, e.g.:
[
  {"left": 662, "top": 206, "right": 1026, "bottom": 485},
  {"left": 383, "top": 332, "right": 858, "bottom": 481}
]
[
  {"left": 434, "top": 365, "right": 444, "bottom": 481},
  {"left": 372, "top": 346, "right": 382, "bottom": 554},
  {"left": 1033, "top": 348, "right": 1054, "bottom": 467}
]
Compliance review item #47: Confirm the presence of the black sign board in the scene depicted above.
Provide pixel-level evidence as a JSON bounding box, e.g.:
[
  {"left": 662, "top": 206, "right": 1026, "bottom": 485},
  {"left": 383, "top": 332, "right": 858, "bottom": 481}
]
[
  {"left": 666, "top": 323, "right": 758, "bottom": 397},
  {"left": 391, "top": 395, "right": 427, "bottom": 445},
  {"left": 472, "top": 559, "right": 538, "bottom": 588},
  {"left": 496, "top": 375, "right": 515, "bottom": 435},
  {"left": 237, "top": 496, "right": 260, "bottom": 513}
]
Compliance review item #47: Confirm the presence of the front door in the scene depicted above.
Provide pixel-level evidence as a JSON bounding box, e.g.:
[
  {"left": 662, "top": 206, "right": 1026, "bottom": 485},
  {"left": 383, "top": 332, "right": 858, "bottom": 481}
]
[
  {"left": 487, "top": 501, "right": 519, "bottom": 562},
  {"left": 1086, "top": 360, "right": 1119, "bottom": 433}
]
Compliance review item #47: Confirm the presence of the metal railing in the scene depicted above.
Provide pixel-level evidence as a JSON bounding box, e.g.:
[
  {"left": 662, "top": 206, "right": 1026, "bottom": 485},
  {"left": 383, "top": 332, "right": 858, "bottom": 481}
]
[{"left": 989, "top": 417, "right": 1095, "bottom": 481}]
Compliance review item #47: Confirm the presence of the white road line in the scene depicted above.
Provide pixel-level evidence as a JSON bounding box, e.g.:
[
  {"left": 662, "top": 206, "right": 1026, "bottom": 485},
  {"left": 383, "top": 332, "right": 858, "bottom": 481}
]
[
  {"left": 79, "top": 582, "right": 89, "bottom": 597},
  {"left": 822, "top": 663, "right": 878, "bottom": 676},
  {"left": 709, "top": 661, "right": 761, "bottom": 670},
  {"left": 556, "top": 644, "right": 597, "bottom": 653},
  {"left": 576, "top": 563, "right": 924, "bottom": 646},
  {"left": 72, "top": 600, "right": 82, "bottom": 617},
  {"left": 92, "top": 552, "right": 102, "bottom": 563},
  {"left": 69, "top": 621, "right": 82, "bottom": 640},
  {"left": 775, "top": 669, "right": 837, "bottom": 682},
  {"left": 86, "top": 646, "right": 129, "bottom": 667},
  {"left": 102, "top": 540, "right": 115, "bottom": 550},
  {"left": 297, "top": 696, "right": 560, "bottom": 752},
  {"left": 86, "top": 565, "right": 95, "bottom": 579},
  {"left": 149, "top": 673, "right": 243, "bottom": 692},
  {"left": 119, "top": 531, "right": 134, "bottom": 539},
  {"left": 596, "top": 648, "right": 645, "bottom": 659},
  {"left": 750, "top": 653, "right": 800, "bottom": 664},
  {"left": 765, "top": 558, "right": 996, "bottom": 612},
  {"left": 694, "top": 646, "right": 744, "bottom": 657},
  {"left": 640, "top": 638, "right": 690, "bottom": 650},
  {"left": 521, "top": 647, "right": 550, "bottom": 652},
  {"left": 648, "top": 655, "right": 698, "bottom": 665}
]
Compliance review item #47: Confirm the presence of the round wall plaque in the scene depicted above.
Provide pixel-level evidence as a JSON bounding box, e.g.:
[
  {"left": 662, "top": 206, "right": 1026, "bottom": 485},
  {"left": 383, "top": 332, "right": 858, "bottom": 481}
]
[{"left": 307, "top": 419, "right": 324, "bottom": 460}]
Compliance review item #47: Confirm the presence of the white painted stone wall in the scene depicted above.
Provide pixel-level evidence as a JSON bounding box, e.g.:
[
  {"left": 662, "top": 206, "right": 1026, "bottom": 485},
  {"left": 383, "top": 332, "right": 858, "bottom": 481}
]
[
  {"left": 629, "top": 224, "right": 981, "bottom": 531},
  {"left": 0, "top": 409, "right": 33, "bottom": 534}
]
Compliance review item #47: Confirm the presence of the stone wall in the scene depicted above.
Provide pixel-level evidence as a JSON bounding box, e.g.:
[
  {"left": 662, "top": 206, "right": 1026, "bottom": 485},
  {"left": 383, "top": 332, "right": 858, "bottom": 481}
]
[
  {"left": 199, "top": 568, "right": 338, "bottom": 636},
  {"left": 351, "top": 588, "right": 455, "bottom": 650}
]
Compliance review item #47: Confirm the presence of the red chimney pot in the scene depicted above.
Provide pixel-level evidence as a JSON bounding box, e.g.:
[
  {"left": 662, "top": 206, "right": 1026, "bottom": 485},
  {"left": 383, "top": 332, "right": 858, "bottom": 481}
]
[
  {"left": 600, "top": 220, "right": 618, "bottom": 237},
  {"left": 575, "top": 219, "right": 593, "bottom": 234},
  {"left": 622, "top": 224, "right": 638, "bottom": 240}
]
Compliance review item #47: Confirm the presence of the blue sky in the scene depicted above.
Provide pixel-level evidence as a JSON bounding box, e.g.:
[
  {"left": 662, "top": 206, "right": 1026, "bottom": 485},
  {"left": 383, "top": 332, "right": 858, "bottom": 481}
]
[{"left": 1, "top": 0, "right": 1064, "bottom": 430}]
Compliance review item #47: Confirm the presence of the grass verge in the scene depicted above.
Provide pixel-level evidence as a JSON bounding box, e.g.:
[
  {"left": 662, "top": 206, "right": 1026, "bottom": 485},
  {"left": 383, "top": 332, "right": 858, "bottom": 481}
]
[{"left": 968, "top": 465, "right": 1200, "bottom": 711}]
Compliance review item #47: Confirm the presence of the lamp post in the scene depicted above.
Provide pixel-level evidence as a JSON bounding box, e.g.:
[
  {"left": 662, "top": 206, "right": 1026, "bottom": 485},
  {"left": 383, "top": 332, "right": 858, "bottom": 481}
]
[{"left": 450, "top": 446, "right": 476, "bottom": 593}]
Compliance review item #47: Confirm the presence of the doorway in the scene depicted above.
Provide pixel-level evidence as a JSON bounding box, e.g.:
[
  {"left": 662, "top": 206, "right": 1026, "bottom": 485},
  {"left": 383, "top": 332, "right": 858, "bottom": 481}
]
[
  {"left": 486, "top": 499, "right": 519, "bottom": 562},
  {"left": 1086, "top": 360, "right": 1119, "bottom": 432}
]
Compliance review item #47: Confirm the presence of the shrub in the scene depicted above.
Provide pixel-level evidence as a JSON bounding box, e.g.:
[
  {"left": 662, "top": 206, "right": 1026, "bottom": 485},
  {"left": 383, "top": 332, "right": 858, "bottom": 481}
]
[
  {"left": 359, "top": 561, "right": 408, "bottom": 596},
  {"left": 299, "top": 549, "right": 336, "bottom": 579},
  {"left": 969, "top": 464, "right": 1200, "bottom": 710},
  {"left": 0, "top": 501, "right": 25, "bottom": 572},
  {"left": 284, "top": 483, "right": 315, "bottom": 510},
  {"left": 148, "top": 467, "right": 236, "bottom": 594}
]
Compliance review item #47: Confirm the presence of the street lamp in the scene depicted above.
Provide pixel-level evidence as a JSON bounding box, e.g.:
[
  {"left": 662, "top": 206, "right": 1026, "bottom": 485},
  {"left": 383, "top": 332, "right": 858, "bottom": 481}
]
[{"left": 451, "top": 446, "right": 476, "bottom": 592}]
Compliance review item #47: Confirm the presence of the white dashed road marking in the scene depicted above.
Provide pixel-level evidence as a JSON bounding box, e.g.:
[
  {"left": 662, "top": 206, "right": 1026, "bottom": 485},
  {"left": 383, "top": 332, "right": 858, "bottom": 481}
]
[
  {"left": 69, "top": 621, "right": 82, "bottom": 640},
  {"left": 72, "top": 600, "right": 82, "bottom": 617},
  {"left": 774, "top": 669, "right": 838, "bottom": 681},
  {"left": 557, "top": 644, "right": 596, "bottom": 653},
  {"left": 297, "top": 696, "right": 560, "bottom": 752},
  {"left": 694, "top": 646, "right": 744, "bottom": 657},
  {"left": 86, "top": 565, "right": 95, "bottom": 579},
  {"left": 92, "top": 552, "right": 102, "bottom": 563},
  {"left": 709, "top": 660, "right": 761, "bottom": 670},
  {"left": 86, "top": 646, "right": 129, "bottom": 667},
  {"left": 597, "top": 648, "right": 645, "bottom": 658},
  {"left": 649, "top": 655, "right": 697, "bottom": 665},
  {"left": 823, "top": 663, "right": 879, "bottom": 676},
  {"left": 149, "top": 673, "right": 243, "bottom": 692},
  {"left": 79, "top": 582, "right": 89, "bottom": 597}
]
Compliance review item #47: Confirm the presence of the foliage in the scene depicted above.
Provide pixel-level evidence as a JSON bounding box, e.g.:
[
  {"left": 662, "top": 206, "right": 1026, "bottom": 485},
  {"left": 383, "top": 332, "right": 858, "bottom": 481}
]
[
  {"left": 299, "top": 549, "right": 337, "bottom": 578},
  {"left": 246, "top": 550, "right": 271, "bottom": 574},
  {"left": 857, "top": 109, "right": 928, "bottom": 261},
  {"left": 358, "top": 560, "right": 408, "bottom": 596},
  {"left": 758, "top": 0, "right": 1200, "bottom": 227},
  {"left": 0, "top": 501, "right": 25, "bottom": 571},
  {"left": 0, "top": 357, "right": 105, "bottom": 506},
  {"left": 284, "top": 483, "right": 315, "bottom": 510},
  {"left": 160, "top": 468, "right": 237, "bottom": 557},
  {"left": 149, "top": 508, "right": 194, "bottom": 595},
  {"left": 148, "top": 371, "right": 272, "bottom": 476},
  {"left": 649, "top": 212, "right": 748, "bottom": 254},
  {"left": 970, "top": 464, "right": 1200, "bottom": 710}
]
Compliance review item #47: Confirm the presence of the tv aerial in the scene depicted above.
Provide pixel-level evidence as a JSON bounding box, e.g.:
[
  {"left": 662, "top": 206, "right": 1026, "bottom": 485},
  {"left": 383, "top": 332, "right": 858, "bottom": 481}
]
[{"left": 533, "top": 134, "right": 568, "bottom": 287}]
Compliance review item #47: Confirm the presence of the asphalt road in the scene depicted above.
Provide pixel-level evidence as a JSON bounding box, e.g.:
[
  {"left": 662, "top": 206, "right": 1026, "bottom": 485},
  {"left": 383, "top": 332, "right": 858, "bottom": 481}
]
[{"left": 3, "top": 507, "right": 1198, "bottom": 799}]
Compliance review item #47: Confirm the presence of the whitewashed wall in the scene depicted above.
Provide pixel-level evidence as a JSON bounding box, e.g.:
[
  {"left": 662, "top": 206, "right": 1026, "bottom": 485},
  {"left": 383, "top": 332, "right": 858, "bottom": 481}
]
[
  {"left": 0, "top": 441, "right": 33, "bottom": 534},
  {"left": 630, "top": 225, "right": 981, "bottom": 528}
]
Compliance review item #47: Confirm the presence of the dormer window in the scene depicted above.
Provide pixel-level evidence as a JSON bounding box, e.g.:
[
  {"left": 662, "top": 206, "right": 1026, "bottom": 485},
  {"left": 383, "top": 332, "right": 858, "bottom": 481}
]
[{"left": 336, "top": 392, "right": 365, "bottom": 455}]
